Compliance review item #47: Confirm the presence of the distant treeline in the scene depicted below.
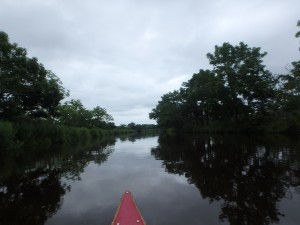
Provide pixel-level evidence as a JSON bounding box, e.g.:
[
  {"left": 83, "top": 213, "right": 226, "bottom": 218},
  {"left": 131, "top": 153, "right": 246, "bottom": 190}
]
[
  {"left": 150, "top": 21, "right": 300, "bottom": 133},
  {"left": 119, "top": 122, "right": 158, "bottom": 133}
]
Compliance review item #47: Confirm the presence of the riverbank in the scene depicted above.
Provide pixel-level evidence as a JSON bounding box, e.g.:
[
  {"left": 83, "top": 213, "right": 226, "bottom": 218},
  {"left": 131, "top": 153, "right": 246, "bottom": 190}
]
[{"left": 0, "top": 120, "right": 152, "bottom": 152}]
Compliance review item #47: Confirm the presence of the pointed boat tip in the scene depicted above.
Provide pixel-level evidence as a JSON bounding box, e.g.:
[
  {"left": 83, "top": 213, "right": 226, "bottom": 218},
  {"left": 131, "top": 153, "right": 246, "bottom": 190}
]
[
  {"left": 124, "top": 190, "right": 131, "bottom": 194},
  {"left": 112, "top": 189, "right": 146, "bottom": 225}
]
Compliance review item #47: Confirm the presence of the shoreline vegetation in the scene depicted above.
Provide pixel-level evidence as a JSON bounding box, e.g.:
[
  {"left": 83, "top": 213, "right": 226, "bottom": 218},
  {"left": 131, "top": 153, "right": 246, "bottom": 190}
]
[
  {"left": 150, "top": 21, "right": 300, "bottom": 134},
  {"left": 0, "top": 31, "right": 157, "bottom": 152},
  {"left": 0, "top": 120, "right": 159, "bottom": 152}
]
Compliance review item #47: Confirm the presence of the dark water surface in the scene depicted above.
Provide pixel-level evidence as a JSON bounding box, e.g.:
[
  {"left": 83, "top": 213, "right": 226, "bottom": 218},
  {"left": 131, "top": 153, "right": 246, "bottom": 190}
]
[{"left": 1, "top": 134, "right": 300, "bottom": 225}]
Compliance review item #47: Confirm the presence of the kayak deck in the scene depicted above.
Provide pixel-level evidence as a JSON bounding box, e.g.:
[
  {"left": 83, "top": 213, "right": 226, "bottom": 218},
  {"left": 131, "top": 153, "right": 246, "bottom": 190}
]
[{"left": 111, "top": 191, "right": 146, "bottom": 225}]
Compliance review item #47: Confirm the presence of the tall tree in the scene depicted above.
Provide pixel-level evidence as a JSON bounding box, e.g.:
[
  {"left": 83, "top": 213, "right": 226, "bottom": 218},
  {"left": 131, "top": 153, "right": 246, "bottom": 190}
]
[
  {"left": 207, "top": 42, "right": 275, "bottom": 121},
  {"left": 0, "top": 31, "right": 67, "bottom": 119}
]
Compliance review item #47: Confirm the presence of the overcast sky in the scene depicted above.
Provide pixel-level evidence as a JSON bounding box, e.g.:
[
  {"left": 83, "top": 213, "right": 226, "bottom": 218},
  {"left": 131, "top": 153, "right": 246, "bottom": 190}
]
[{"left": 0, "top": 0, "right": 299, "bottom": 125}]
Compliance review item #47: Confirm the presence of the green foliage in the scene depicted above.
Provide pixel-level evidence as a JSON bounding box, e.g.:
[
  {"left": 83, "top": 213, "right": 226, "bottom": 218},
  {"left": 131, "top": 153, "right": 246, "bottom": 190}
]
[
  {"left": 183, "top": 69, "right": 230, "bottom": 125},
  {"left": 0, "top": 121, "right": 15, "bottom": 149},
  {"left": 0, "top": 119, "right": 115, "bottom": 152},
  {"left": 58, "top": 99, "right": 91, "bottom": 127},
  {"left": 0, "top": 31, "right": 68, "bottom": 120},
  {"left": 58, "top": 99, "right": 115, "bottom": 128},
  {"left": 150, "top": 90, "right": 186, "bottom": 129},
  {"left": 126, "top": 122, "right": 158, "bottom": 134},
  {"left": 91, "top": 106, "right": 114, "bottom": 128},
  {"left": 273, "top": 21, "right": 300, "bottom": 132},
  {"left": 207, "top": 42, "right": 275, "bottom": 119}
]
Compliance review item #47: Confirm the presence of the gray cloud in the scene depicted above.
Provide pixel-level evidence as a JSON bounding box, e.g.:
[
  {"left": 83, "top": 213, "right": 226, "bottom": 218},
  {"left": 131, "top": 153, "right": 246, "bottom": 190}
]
[{"left": 1, "top": 0, "right": 299, "bottom": 124}]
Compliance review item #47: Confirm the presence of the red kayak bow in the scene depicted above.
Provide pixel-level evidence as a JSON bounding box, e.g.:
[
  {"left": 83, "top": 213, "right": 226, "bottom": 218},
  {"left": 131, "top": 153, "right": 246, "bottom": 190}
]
[{"left": 111, "top": 191, "right": 146, "bottom": 225}]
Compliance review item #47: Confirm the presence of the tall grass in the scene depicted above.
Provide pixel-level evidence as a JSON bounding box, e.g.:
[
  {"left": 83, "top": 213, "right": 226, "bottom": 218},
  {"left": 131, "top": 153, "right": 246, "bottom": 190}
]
[
  {"left": 0, "top": 120, "right": 113, "bottom": 152},
  {"left": 0, "top": 119, "right": 156, "bottom": 152},
  {"left": 0, "top": 121, "right": 15, "bottom": 150}
]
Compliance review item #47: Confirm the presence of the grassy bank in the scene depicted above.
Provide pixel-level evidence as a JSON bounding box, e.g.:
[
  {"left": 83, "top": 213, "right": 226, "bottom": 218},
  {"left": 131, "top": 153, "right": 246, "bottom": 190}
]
[{"left": 0, "top": 120, "right": 136, "bottom": 152}]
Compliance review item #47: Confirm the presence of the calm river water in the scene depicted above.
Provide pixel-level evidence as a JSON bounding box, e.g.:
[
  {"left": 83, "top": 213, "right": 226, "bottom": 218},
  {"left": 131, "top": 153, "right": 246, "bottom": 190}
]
[{"left": 1, "top": 134, "right": 300, "bottom": 225}]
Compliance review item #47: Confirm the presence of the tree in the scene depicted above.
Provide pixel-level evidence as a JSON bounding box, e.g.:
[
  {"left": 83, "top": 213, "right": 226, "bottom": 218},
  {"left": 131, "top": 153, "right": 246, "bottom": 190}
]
[
  {"left": 207, "top": 42, "right": 275, "bottom": 121},
  {"left": 150, "top": 42, "right": 276, "bottom": 130},
  {"left": 127, "top": 122, "right": 136, "bottom": 129},
  {"left": 58, "top": 99, "right": 114, "bottom": 128},
  {"left": 0, "top": 31, "right": 68, "bottom": 119},
  {"left": 149, "top": 90, "right": 185, "bottom": 129},
  {"left": 58, "top": 99, "right": 92, "bottom": 127},
  {"left": 182, "top": 69, "right": 230, "bottom": 126},
  {"left": 275, "top": 20, "right": 300, "bottom": 131},
  {"left": 90, "top": 106, "right": 114, "bottom": 128}
]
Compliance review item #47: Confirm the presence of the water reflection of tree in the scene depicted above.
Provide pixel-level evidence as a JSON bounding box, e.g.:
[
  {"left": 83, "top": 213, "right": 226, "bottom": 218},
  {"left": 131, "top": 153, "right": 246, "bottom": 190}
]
[
  {"left": 151, "top": 134, "right": 300, "bottom": 225},
  {"left": 0, "top": 168, "right": 67, "bottom": 225},
  {"left": 118, "top": 133, "right": 158, "bottom": 143},
  {"left": 0, "top": 138, "right": 115, "bottom": 225}
]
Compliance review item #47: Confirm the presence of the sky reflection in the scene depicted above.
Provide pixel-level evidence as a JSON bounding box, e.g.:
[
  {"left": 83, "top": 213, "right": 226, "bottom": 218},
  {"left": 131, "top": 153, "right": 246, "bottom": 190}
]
[{"left": 45, "top": 136, "right": 222, "bottom": 225}]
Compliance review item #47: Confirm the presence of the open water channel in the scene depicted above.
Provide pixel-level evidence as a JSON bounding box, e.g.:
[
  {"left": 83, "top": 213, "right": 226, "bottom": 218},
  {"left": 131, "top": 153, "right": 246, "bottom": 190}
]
[{"left": 1, "top": 134, "right": 300, "bottom": 225}]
